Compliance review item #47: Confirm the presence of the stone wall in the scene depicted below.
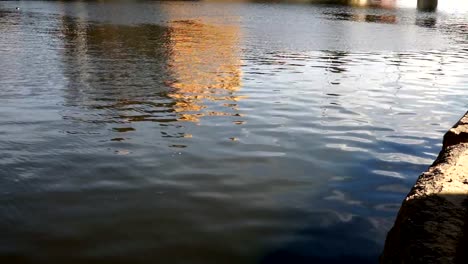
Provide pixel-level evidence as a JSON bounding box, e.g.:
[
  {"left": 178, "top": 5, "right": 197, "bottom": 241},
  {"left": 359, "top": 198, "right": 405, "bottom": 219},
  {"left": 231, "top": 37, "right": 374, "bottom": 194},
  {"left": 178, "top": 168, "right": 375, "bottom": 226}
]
[{"left": 380, "top": 112, "right": 468, "bottom": 264}]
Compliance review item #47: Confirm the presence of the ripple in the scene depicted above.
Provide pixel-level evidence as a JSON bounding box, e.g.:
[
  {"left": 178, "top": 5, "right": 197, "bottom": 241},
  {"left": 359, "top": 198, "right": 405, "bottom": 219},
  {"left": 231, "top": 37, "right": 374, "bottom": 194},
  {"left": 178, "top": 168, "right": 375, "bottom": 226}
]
[
  {"left": 0, "top": 1, "right": 467, "bottom": 263},
  {"left": 372, "top": 170, "right": 406, "bottom": 179}
]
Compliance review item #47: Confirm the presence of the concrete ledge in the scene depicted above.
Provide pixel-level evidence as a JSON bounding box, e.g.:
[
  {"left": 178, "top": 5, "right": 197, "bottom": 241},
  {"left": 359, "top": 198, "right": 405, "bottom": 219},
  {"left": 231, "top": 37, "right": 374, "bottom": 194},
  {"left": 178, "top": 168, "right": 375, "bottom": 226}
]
[{"left": 380, "top": 111, "right": 468, "bottom": 264}]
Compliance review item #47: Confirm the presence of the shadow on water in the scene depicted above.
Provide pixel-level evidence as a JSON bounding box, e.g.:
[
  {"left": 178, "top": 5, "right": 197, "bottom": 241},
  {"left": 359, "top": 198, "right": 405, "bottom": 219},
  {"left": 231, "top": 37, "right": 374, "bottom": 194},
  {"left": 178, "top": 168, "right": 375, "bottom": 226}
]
[
  {"left": 260, "top": 192, "right": 468, "bottom": 264},
  {"left": 260, "top": 216, "right": 381, "bottom": 264}
]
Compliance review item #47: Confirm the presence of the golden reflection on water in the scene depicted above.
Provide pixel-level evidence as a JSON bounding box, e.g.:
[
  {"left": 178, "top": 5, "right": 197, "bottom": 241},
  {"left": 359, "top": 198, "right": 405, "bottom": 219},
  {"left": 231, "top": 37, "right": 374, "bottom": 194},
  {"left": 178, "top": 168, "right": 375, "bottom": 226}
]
[
  {"left": 59, "top": 13, "right": 244, "bottom": 137},
  {"left": 349, "top": 0, "right": 396, "bottom": 8},
  {"left": 166, "top": 20, "right": 243, "bottom": 122}
]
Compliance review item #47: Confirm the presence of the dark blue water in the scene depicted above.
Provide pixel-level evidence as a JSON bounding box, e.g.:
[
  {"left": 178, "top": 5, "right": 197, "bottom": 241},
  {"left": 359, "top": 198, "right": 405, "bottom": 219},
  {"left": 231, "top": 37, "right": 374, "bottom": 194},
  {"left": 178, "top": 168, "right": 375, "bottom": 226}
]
[{"left": 0, "top": 1, "right": 467, "bottom": 263}]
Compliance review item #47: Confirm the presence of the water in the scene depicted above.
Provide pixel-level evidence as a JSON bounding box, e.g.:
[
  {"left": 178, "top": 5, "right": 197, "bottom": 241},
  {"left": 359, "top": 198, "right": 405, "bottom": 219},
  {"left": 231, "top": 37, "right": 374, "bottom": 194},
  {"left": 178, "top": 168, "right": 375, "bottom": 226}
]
[{"left": 0, "top": 1, "right": 467, "bottom": 263}]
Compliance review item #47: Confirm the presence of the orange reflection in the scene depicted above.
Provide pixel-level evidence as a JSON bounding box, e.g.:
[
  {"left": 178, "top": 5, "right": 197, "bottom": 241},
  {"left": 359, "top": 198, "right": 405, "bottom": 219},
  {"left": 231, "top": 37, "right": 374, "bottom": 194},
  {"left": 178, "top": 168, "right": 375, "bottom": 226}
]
[
  {"left": 166, "top": 20, "right": 243, "bottom": 122},
  {"left": 349, "top": 0, "right": 396, "bottom": 9},
  {"left": 353, "top": 13, "right": 397, "bottom": 24}
]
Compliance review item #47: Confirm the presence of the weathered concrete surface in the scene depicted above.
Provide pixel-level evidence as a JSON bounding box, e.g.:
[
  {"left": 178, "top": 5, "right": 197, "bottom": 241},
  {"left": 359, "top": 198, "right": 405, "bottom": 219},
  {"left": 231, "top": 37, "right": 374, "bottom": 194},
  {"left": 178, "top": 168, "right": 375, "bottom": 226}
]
[{"left": 380, "top": 111, "right": 468, "bottom": 264}]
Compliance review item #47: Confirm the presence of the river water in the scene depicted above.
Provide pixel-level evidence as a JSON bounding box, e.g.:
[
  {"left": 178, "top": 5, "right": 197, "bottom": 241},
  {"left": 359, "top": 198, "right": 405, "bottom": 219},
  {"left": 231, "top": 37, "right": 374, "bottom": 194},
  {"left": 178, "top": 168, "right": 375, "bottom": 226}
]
[{"left": 0, "top": 0, "right": 467, "bottom": 263}]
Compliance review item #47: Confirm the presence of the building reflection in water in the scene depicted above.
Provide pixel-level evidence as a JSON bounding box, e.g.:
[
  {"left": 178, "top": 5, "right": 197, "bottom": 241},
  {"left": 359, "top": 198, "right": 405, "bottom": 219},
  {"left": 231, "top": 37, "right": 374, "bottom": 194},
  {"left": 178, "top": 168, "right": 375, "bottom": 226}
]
[
  {"left": 328, "top": 11, "right": 397, "bottom": 24},
  {"left": 59, "top": 10, "right": 243, "bottom": 138},
  {"left": 348, "top": 0, "right": 396, "bottom": 9},
  {"left": 60, "top": 18, "right": 175, "bottom": 125},
  {"left": 415, "top": 15, "right": 437, "bottom": 28},
  {"left": 323, "top": 0, "right": 397, "bottom": 25},
  {"left": 322, "top": 50, "right": 349, "bottom": 75},
  {"left": 166, "top": 20, "right": 243, "bottom": 122},
  {"left": 304, "top": 0, "right": 396, "bottom": 9},
  {"left": 417, "top": 0, "right": 438, "bottom": 12}
]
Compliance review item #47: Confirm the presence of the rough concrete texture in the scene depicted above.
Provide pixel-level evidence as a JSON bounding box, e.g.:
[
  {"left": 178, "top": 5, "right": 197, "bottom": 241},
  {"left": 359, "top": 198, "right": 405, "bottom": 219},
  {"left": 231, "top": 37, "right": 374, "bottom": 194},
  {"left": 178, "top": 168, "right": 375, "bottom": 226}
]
[{"left": 380, "top": 111, "right": 468, "bottom": 264}]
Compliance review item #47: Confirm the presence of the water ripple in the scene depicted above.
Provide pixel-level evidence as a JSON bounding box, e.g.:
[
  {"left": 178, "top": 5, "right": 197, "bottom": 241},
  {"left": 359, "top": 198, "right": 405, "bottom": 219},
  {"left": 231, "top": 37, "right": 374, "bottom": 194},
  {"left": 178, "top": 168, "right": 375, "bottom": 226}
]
[{"left": 1, "top": 1, "right": 468, "bottom": 263}]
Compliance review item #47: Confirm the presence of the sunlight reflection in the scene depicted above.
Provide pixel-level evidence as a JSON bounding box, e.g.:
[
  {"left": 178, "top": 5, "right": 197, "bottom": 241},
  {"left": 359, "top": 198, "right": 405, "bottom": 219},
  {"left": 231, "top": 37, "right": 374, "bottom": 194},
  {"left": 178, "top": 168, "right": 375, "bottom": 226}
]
[{"left": 166, "top": 20, "right": 244, "bottom": 122}]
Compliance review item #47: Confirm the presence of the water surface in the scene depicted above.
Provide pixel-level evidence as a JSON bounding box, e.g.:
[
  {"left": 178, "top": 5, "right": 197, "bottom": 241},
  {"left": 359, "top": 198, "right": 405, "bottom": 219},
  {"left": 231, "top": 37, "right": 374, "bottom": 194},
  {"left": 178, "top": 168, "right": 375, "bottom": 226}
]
[{"left": 0, "top": 1, "right": 467, "bottom": 263}]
